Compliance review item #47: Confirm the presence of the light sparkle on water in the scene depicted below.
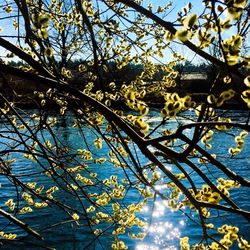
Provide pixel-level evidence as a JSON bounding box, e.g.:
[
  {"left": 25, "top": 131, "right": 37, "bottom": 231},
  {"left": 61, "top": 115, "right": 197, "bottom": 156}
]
[
  {"left": 179, "top": 220, "right": 185, "bottom": 226},
  {"left": 135, "top": 244, "right": 177, "bottom": 250},
  {"left": 135, "top": 190, "right": 187, "bottom": 250}
]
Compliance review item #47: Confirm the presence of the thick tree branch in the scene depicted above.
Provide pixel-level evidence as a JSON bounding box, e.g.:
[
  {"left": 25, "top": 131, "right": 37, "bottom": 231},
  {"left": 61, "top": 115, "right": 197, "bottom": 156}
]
[
  {"left": 0, "top": 208, "right": 43, "bottom": 240},
  {"left": 115, "top": 0, "right": 246, "bottom": 79},
  {"left": 0, "top": 38, "right": 53, "bottom": 78}
]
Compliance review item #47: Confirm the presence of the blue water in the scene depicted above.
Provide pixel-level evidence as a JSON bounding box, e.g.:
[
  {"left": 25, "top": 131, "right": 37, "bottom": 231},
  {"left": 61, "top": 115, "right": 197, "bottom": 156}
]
[{"left": 0, "top": 109, "right": 249, "bottom": 249}]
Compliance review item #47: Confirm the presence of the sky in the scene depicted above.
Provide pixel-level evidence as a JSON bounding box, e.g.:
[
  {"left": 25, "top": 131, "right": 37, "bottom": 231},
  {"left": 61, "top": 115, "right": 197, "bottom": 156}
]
[
  {"left": 0, "top": 0, "right": 212, "bottom": 64},
  {"left": 132, "top": 0, "right": 207, "bottom": 64}
]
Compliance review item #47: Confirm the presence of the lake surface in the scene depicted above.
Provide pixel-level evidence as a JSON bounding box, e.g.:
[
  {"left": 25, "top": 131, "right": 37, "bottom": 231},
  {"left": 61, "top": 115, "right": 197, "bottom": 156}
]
[{"left": 0, "top": 109, "right": 249, "bottom": 249}]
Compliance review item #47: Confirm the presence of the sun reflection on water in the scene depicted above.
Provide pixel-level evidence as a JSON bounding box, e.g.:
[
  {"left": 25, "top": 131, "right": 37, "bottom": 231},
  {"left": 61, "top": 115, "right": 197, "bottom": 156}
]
[
  {"left": 135, "top": 243, "right": 177, "bottom": 250},
  {"left": 137, "top": 197, "right": 185, "bottom": 250}
]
